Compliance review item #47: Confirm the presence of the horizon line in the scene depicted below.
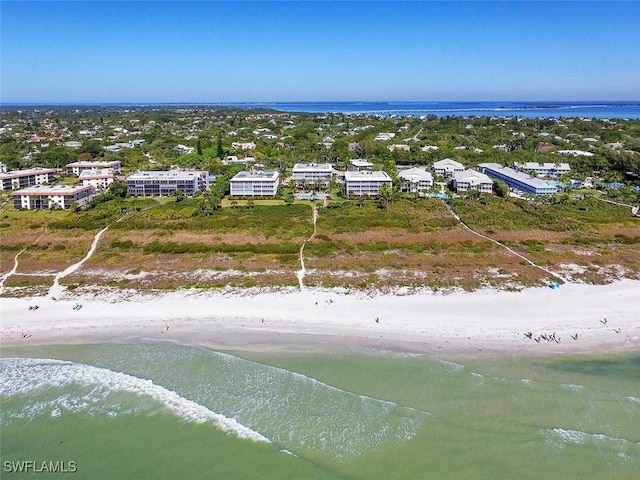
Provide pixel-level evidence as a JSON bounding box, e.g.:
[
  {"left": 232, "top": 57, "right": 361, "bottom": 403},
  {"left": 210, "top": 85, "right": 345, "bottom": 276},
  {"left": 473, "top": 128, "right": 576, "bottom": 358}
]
[{"left": 2, "top": 100, "right": 639, "bottom": 107}]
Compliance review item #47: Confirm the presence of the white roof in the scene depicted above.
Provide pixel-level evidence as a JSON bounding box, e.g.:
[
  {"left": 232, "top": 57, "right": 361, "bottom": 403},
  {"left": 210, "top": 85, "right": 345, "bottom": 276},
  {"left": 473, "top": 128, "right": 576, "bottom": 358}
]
[
  {"left": 292, "top": 163, "right": 332, "bottom": 173},
  {"left": 433, "top": 158, "right": 464, "bottom": 169},
  {"left": 12, "top": 184, "right": 92, "bottom": 196},
  {"left": 79, "top": 168, "right": 115, "bottom": 179},
  {"left": 398, "top": 167, "right": 433, "bottom": 182},
  {"left": 0, "top": 167, "right": 56, "bottom": 179},
  {"left": 374, "top": 132, "right": 396, "bottom": 140},
  {"left": 344, "top": 170, "right": 392, "bottom": 182},
  {"left": 478, "top": 163, "right": 553, "bottom": 189},
  {"left": 67, "top": 160, "right": 121, "bottom": 168},
  {"left": 231, "top": 170, "right": 279, "bottom": 182},
  {"left": 350, "top": 159, "right": 373, "bottom": 167},
  {"left": 127, "top": 170, "right": 205, "bottom": 181},
  {"left": 522, "top": 162, "right": 571, "bottom": 171},
  {"left": 453, "top": 169, "right": 492, "bottom": 184},
  {"left": 557, "top": 150, "right": 594, "bottom": 157}
]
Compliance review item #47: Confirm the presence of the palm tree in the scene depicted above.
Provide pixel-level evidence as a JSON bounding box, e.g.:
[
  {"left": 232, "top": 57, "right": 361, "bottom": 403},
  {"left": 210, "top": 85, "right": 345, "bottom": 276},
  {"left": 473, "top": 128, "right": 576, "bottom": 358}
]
[{"left": 378, "top": 184, "right": 393, "bottom": 210}]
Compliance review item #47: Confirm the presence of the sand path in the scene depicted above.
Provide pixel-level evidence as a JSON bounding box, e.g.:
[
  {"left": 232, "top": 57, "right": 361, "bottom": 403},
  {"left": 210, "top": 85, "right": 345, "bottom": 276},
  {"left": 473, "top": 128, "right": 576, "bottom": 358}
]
[
  {"left": 0, "top": 227, "right": 48, "bottom": 294},
  {"left": 443, "top": 200, "right": 567, "bottom": 282},
  {"left": 47, "top": 227, "right": 109, "bottom": 298},
  {"left": 296, "top": 205, "right": 318, "bottom": 290}
]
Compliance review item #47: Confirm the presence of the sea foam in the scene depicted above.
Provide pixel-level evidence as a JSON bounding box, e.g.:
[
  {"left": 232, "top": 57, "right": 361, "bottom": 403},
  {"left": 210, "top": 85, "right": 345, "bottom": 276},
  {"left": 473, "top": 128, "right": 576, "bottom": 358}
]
[
  {"left": 0, "top": 357, "right": 269, "bottom": 443},
  {"left": 544, "top": 428, "right": 640, "bottom": 458},
  {"left": 92, "top": 344, "right": 433, "bottom": 459}
]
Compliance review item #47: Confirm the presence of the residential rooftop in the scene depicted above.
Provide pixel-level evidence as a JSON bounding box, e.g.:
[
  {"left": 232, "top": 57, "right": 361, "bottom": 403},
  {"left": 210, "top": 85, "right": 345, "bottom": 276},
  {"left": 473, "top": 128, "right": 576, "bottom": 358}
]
[
  {"left": 12, "top": 184, "right": 92, "bottom": 195},
  {"left": 0, "top": 167, "right": 56, "bottom": 179},
  {"left": 231, "top": 170, "right": 280, "bottom": 181},
  {"left": 127, "top": 170, "right": 206, "bottom": 181},
  {"left": 344, "top": 170, "right": 392, "bottom": 181}
]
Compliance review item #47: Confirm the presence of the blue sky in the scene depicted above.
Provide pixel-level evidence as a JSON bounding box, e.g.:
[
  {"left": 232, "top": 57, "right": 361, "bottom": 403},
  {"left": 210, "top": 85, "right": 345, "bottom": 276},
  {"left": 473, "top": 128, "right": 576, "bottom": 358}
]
[{"left": 2, "top": 1, "right": 639, "bottom": 103}]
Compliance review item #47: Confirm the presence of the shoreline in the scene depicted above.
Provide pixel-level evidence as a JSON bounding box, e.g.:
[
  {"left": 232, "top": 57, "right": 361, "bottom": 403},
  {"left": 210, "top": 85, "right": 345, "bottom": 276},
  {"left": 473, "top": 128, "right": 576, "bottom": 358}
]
[{"left": 2, "top": 280, "right": 639, "bottom": 357}]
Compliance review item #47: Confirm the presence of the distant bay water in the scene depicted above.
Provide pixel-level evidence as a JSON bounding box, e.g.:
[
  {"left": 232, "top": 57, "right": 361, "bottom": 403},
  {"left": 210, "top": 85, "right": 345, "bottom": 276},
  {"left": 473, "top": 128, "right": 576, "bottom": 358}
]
[
  {"left": 239, "top": 101, "right": 640, "bottom": 119},
  {"left": 6, "top": 101, "right": 640, "bottom": 119}
]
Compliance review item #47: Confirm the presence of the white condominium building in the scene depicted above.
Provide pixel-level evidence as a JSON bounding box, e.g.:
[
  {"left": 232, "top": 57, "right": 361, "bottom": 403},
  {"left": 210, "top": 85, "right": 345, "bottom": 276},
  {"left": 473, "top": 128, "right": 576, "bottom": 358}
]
[
  {"left": 66, "top": 160, "right": 122, "bottom": 175},
  {"left": 397, "top": 167, "right": 433, "bottom": 195},
  {"left": 349, "top": 159, "right": 374, "bottom": 171},
  {"left": 12, "top": 185, "right": 94, "bottom": 210},
  {"left": 126, "top": 170, "right": 209, "bottom": 197},
  {"left": 292, "top": 163, "right": 333, "bottom": 185},
  {"left": 344, "top": 170, "right": 393, "bottom": 197},
  {"left": 453, "top": 169, "right": 493, "bottom": 193},
  {"left": 521, "top": 162, "right": 571, "bottom": 177},
  {"left": 230, "top": 170, "right": 280, "bottom": 197},
  {"left": 432, "top": 158, "right": 465, "bottom": 177},
  {"left": 478, "top": 163, "right": 558, "bottom": 195},
  {"left": 79, "top": 168, "right": 115, "bottom": 190},
  {"left": 0, "top": 168, "right": 56, "bottom": 191}
]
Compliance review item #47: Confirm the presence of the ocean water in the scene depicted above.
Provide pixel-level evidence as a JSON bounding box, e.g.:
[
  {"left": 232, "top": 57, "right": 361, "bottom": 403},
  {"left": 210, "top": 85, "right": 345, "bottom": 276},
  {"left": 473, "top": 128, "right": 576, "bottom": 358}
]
[
  {"left": 10, "top": 101, "right": 639, "bottom": 119},
  {"left": 2, "top": 343, "right": 639, "bottom": 479},
  {"left": 226, "top": 101, "right": 640, "bottom": 119}
]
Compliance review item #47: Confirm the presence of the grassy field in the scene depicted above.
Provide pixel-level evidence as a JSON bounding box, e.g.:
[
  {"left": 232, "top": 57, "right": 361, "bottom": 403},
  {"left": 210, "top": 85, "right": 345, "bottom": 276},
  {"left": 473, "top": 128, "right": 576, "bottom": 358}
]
[
  {"left": 1, "top": 195, "right": 639, "bottom": 294},
  {"left": 449, "top": 195, "right": 638, "bottom": 233}
]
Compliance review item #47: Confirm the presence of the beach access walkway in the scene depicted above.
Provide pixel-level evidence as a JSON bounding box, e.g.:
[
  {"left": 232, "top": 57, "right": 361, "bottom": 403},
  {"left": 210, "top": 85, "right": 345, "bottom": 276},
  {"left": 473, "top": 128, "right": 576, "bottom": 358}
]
[
  {"left": 296, "top": 204, "right": 318, "bottom": 290},
  {"left": 0, "top": 227, "right": 48, "bottom": 295},
  {"left": 47, "top": 226, "right": 109, "bottom": 298},
  {"left": 443, "top": 200, "right": 568, "bottom": 283},
  {"left": 595, "top": 196, "right": 640, "bottom": 217}
]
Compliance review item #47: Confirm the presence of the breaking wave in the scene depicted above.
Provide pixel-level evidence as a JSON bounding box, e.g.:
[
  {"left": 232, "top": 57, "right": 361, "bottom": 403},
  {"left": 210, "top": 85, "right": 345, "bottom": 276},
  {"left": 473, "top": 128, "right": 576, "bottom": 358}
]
[
  {"left": 544, "top": 428, "right": 640, "bottom": 458},
  {"left": 90, "top": 344, "right": 432, "bottom": 460},
  {"left": 0, "top": 357, "right": 269, "bottom": 443}
]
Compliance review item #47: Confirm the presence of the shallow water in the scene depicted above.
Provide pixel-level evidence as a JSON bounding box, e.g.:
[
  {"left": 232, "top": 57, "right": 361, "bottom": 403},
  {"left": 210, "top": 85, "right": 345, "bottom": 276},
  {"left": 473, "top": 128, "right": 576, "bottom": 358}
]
[{"left": 2, "top": 343, "right": 639, "bottom": 479}]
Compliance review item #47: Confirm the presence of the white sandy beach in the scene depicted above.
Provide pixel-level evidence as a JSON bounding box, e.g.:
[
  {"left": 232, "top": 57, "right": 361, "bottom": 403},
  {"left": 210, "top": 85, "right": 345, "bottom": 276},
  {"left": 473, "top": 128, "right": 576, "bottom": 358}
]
[{"left": 2, "top": 280, "right": 639, "bottom": 356}]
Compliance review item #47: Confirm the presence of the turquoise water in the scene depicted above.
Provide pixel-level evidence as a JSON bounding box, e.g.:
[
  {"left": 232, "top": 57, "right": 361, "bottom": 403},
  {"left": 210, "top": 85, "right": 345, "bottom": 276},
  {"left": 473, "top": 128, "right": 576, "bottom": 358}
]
[
  {"left": 45, "top": 101, "right": 640, "bottom": 119},
  {"left": 2, "top": 343, "right": 639, "bottom": 479},
  {"left": 296, "top": 193, "right": 328, "bottom": 200},
  {"left": 232, "top": 101, "right": 640, "bottom": 119}
]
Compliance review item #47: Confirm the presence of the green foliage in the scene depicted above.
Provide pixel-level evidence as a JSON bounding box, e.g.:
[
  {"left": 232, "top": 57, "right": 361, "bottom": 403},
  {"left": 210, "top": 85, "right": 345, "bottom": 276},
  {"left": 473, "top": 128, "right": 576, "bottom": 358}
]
[
  {"left": 111, "top": 240, "right": 134, "bottom": 250},
  {"left": 142, "top": 240, "right": 299, "bottom": 255},
  {"left": 49, "top": 198, "right": 156, "bottom": 230},
  {"left": 494, "top": 179, "right": 509, "bottom": 198},
  {"left": 450, "top": 195, "right": 638, "bottom": 232},
  {"left": 109, "top": 181, "right": 128, "bottom": 198},
  {"left": 80, "top": 140, "right": 103, "bottom": 158},
  {"left": 317, "top": 199, "right": 457, "bottom": 234},
  {"left": 216, "top": 131, "right": 224, "bottom": 158},
  {"left": 101, "top": 201, "right": 313, "bottom": 238},
  {"left": 33, "top": 145, "right": 77, "bottom": 168}
]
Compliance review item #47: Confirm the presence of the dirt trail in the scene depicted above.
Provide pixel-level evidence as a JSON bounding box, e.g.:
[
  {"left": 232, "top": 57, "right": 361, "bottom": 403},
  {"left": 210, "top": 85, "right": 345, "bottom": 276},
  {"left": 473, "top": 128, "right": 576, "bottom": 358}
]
[
  {"left": 47, "top": 226, "right": 109, "bottom": 298},
  {"left": 0, "top": 227, "right": 48, "bottom": 294},
  {"left": 443, "top": 201, "right": 568, "bottom": 283},
  {"left": 296, "top": 206, "right": 318, "bottom": 290}
]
